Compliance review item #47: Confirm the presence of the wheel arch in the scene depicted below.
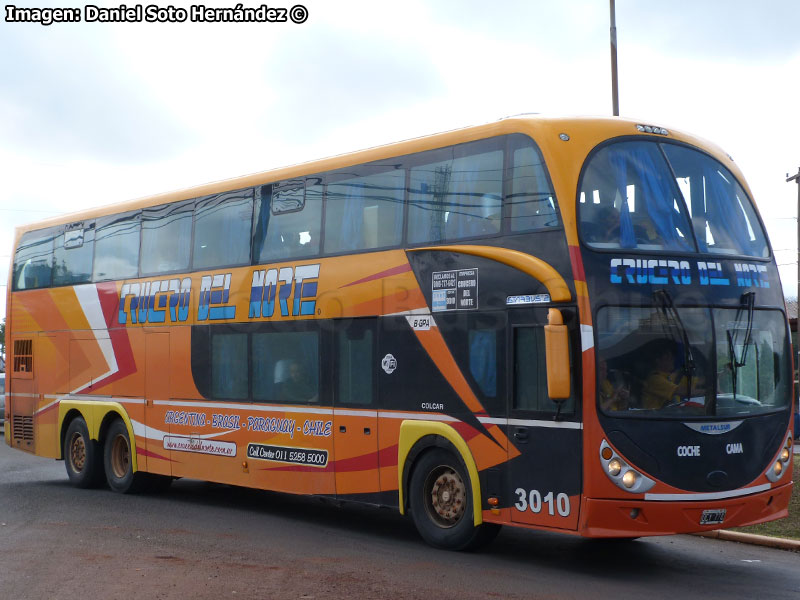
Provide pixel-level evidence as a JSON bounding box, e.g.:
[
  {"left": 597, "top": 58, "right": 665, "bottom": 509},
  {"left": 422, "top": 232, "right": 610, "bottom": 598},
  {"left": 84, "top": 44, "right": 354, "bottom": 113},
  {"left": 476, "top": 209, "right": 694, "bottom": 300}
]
[
  {"left": 57, "top": 401, "right": 140, "bottom": 472},
  {"left": 397, "top": 420, "right": 482, "bottom": 526}
]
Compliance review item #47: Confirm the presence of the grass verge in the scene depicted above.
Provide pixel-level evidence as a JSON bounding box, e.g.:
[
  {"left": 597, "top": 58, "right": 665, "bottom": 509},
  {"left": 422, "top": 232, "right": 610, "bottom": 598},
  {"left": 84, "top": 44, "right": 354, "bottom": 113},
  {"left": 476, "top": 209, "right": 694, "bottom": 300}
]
[{"left": 732, "top": 455, "right": 799, "bottom": 540}]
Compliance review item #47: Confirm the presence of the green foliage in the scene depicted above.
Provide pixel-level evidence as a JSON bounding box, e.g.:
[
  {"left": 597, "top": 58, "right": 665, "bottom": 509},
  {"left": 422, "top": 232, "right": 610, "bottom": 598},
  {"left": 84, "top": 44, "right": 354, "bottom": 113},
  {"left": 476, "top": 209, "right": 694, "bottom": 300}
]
[{"left": 735, "top": 456, "right": 800, "bottom": 540}]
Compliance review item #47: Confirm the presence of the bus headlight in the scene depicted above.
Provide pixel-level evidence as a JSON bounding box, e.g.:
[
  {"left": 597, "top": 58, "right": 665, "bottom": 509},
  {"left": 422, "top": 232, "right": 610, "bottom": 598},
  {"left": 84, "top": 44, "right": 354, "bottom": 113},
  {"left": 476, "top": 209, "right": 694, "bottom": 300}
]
[
  {"left": 622, "top": 470, "right": 637, "bottom": 488},
  {"left": 599, "top": 440, "right": 655, "bottom": 494},
  {"left": 766, "top": 434, "right": 793, "bottom": 483}
]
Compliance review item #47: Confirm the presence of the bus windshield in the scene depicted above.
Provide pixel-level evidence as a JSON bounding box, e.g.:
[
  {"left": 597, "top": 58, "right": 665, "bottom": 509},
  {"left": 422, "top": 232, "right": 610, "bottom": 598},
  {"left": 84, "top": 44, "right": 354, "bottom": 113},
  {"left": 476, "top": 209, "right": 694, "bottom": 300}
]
[
  {"left": 596, "top": 305, "right": 790, "bottom": 418},
  {"left": 579, "top": 140, "right": 769, "bottom": 257}
]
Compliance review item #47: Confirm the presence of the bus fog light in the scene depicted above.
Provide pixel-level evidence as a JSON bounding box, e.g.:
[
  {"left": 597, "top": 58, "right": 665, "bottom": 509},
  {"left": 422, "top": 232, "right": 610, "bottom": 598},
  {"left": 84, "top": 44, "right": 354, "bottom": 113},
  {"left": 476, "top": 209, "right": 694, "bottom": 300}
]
[
  {"left": 773, "top": 461, "right": 783, "bottom": 476},
  {"left": 608, "top": 459, "right": 622, "bottom": 476},
  {"left": 622, "top": 470, "right": 637, "bottom": 488}
]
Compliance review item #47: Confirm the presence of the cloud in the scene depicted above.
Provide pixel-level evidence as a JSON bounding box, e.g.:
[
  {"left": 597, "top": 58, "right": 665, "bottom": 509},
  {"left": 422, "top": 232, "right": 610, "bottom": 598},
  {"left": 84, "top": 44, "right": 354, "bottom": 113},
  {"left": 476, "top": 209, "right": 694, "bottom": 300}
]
[{"left": 0, "top": 24, "right": 197, "bottom": 162}]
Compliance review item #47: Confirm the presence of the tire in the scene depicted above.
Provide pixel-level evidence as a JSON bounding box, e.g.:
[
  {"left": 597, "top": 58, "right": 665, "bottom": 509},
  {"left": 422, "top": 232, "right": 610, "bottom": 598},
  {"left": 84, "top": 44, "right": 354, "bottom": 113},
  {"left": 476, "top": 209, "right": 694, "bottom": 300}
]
[
  {"left": 64, "top": 417, "right": 104, "bottom": 488},
  {"left": 103, "top": 419, "right": 148, "bottom": 494},
  {"left": 409, "top": 448, "right": 500, "bottom": 551}
]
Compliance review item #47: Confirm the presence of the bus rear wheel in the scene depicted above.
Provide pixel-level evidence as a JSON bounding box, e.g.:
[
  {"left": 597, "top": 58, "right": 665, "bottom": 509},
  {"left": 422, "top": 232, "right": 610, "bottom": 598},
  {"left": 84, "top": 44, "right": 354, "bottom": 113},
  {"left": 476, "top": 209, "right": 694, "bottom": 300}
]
[
  {"left": 409, "top": 449, "right": 500, "bottom": 550},
  {"left": 103, "top": 419, "right": 148, "bottom": 494},
  {"left": 64, "top": 417, "right": 104, "bottom": 488}
]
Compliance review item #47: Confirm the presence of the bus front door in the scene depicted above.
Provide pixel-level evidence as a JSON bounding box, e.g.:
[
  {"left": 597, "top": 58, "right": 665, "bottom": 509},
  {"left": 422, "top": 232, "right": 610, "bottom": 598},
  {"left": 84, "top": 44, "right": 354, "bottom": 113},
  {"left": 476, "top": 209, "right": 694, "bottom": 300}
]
[{"left": 507, "top": 320, "right": 582, "bottom": 531}]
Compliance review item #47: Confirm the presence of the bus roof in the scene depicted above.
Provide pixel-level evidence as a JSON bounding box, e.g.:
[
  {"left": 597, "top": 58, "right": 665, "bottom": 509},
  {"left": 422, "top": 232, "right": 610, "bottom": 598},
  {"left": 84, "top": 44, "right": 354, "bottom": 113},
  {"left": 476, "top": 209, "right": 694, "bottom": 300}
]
[{"left": 11, "top": 115, "right": 740, "bottom": 241}]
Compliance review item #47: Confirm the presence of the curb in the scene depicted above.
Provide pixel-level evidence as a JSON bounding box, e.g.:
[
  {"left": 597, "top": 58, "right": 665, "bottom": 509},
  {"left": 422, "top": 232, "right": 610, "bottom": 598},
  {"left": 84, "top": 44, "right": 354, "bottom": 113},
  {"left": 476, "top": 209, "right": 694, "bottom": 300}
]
[{"left": 693, "top": 530, "right": 800, "bottom": 552}]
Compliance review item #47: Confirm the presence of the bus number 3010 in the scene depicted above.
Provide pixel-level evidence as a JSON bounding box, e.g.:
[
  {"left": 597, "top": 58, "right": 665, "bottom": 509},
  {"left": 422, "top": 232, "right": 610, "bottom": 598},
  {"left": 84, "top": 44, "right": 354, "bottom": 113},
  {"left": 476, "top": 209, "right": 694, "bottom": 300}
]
[{"left": 514, "top": 488, "right": 570, "bottom": 517}]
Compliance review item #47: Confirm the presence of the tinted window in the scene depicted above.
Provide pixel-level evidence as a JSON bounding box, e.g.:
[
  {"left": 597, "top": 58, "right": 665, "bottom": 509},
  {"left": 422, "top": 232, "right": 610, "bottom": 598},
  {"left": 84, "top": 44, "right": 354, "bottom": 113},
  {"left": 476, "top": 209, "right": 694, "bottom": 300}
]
[
  {"left": 408, "top": 141, "right": 503, "bottom": 244},
  {"left": 53, "top": 222, "right": 95, "bottom": 286},
  {"left": 141, "top": 201, "right": 193, "bottom": 275},
  {"left": 253, "top": 179, "right": 322, "bottom": 263},
  {"left": 509, "top": 139, "right": 559, "bottom": 231},
  {"left": 93, "top": 211, "right": 140, "bottom": 281},
  {"left": 211, "top": 332, "right": 248, "bottom": 400},
  {"left": 661, "top": 144, "right": 769, "bottom": 258},
  {"left": 13, "top": 228, "right": 55, "bottom": 290},
  {"left": 193, "top": 189, "right": 254, "bottom": 270},
  {"left": 514, "top": 326, "right": 575, "bottom": 414},
  {"left": 325, "top": 169, "right": 404, "bottom": 253},
  {"left": 595, "top": 306, "right": 713, "bottom": 416},
  {"left": 252, "top": 330, "right": 319, "bottom": 403},
  {"left": 337, "top": 321, "right": 374, "bottom": 406},
  {"left": 469, "top": 328, "right": 497, "bottom": 398},
  {"left": 579, "top": 141, "right": 695, "bottom": 252}
]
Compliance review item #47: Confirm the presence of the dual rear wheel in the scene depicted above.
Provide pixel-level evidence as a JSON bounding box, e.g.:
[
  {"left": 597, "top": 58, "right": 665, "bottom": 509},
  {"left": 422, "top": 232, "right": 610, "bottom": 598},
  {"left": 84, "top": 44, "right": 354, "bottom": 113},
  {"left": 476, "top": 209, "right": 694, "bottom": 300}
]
[{"left": 64, "top": 416, "right": 171, "bottom": 493}]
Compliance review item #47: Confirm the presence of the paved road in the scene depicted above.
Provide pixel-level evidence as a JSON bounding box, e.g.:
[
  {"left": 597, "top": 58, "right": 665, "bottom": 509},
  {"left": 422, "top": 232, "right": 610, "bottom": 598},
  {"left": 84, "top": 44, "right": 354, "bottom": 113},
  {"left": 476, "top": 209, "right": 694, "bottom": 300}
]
[{"left": 0, "top": 442, "right": 797, "bottom": 600}]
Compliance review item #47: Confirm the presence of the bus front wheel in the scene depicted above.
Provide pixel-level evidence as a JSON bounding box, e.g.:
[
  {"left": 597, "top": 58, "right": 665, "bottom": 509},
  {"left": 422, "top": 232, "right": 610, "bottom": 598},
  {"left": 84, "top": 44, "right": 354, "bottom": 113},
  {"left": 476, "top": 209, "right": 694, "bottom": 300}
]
[
  {"left": 64, "top": 417, "right": 104, "bottom": 488},
  {"left": 409, "top": 448, "right": 500, "bottom": 550}
]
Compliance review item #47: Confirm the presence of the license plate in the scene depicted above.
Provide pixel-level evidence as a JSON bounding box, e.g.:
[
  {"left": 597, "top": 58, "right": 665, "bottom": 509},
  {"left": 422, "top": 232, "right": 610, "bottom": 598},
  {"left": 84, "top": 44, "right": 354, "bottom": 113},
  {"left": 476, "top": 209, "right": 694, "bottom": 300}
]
[{"left": 700, "top": 509, "right": 726, "bottom": 525}]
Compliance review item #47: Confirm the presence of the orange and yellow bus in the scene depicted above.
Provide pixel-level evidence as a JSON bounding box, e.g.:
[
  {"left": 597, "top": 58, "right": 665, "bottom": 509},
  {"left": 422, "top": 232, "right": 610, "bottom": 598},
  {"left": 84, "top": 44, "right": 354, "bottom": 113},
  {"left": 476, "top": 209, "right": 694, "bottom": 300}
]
[{"left": 4, "top": 116, "right": 794, "bottom": 549}]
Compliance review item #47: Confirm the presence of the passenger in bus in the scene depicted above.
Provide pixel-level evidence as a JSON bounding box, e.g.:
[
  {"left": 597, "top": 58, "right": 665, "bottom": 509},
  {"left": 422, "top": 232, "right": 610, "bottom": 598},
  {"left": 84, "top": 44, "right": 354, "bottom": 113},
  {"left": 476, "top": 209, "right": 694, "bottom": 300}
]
[
  {"left": 583, "top": 207, "right": 620, "bottom": 243},
  {"left": 598, "top": 359, "right": 630, "bottom": 411},
  {"left": 641, "top": 343, "right": 704, "bottom": 410},
  {"left": 278, "top": 360, "right": 317, "bottom": 403}
]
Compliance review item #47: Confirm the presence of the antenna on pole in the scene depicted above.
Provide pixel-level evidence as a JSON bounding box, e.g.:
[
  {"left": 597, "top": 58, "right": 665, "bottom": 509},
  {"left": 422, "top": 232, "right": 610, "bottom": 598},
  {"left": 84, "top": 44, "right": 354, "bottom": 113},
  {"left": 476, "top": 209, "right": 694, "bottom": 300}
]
[{"left": 610, "top": 0, "right": 620, "bottom": 116}]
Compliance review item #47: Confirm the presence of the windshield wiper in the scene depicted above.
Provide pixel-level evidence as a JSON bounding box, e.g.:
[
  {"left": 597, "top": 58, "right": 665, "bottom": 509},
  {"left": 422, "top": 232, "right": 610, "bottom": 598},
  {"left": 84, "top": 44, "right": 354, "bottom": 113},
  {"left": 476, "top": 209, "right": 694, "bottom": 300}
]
[
  {"left": 727, "top": 291, "right": 756, "bottom": 400},
  {"left": 654, "top": 289, "right": 696, "bottom": 398}
]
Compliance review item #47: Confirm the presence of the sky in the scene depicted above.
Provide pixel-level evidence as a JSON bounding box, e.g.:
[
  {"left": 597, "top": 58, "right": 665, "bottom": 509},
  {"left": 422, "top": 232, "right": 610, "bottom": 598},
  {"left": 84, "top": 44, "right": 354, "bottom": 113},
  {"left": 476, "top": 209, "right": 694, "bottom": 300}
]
[{"left": 2, "top": 0, "right": 800, "bottom": 326}]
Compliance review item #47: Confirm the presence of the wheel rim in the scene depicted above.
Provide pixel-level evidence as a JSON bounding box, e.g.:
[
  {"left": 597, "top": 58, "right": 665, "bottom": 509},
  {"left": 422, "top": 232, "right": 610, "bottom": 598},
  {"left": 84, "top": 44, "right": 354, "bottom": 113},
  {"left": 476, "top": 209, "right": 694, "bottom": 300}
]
[
  {"left": 110, "top": 433, "right": 130, "bottom": 479},
  {"left": 424, "top": 465, "right": 466, "bottom": 528},
  {"left": 69, "top": 432, "right": 86, "bottom": 472}
]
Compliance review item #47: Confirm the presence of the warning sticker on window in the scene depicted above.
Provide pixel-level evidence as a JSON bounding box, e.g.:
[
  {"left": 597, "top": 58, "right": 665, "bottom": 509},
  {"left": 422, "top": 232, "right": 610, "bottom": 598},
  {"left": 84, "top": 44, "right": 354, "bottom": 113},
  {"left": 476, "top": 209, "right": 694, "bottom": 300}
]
[{"left": 432, "top": 268, "right": 478, "bottom": 312}]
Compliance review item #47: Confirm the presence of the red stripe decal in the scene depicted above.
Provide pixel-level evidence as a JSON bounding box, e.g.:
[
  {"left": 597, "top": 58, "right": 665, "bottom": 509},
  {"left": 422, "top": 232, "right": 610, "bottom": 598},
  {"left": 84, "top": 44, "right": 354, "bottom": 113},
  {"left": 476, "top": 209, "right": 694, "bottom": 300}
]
[
  {"left": 568, "top": 246, "right": 586, "bottom": 282},
  {"left": 340, "top": 263, "right": 412, "bottom": 288}
]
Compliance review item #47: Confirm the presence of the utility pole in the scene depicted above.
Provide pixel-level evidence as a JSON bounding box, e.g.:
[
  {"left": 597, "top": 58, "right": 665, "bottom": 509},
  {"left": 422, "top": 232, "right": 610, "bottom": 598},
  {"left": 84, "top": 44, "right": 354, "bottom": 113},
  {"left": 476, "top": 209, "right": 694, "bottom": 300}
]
[
  {"left": 610, "top": 0, "right": 619, "bottom": 116},
  {"left": 788, "top": 167, "right": 800, "bottom": 392}
]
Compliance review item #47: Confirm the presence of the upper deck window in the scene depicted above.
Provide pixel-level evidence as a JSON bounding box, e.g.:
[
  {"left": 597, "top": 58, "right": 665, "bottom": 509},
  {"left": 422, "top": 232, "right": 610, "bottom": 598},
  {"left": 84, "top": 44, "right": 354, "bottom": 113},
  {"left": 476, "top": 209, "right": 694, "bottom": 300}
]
[
  {"left": 253, "top": 178, "right": 322, "bottom": 263},
  {"left": 508, "top": 140, "right": 559, "bottom": 231},
  {"left": 193, "top": 189, "right": 254, "bottom": 270},
  {"left": 661, "top": 145, "right": 768, "bottom": 258},
  {"left": 579, "top": 141, "right": 694, "bottom": 252},
  {"left": 12, "top": 228, "right": 55, "bottom": 290},
  {"left": 408, "top": 140, "right": 504, "bottom": 244},
  {"left": 140, "top": 201, "right": 193, "bottom": 276},
  {"left": 325, "top": 168, "right": 404, "bottom": 254},
  {"left": 53, "top": 221, "right": 95, "bottom": 286},
  {"left": 578, "top": 140, "right": 769, "bottom": 258},
  {"left": 93, "top": 211, "right": 140, "bottom": 281}
]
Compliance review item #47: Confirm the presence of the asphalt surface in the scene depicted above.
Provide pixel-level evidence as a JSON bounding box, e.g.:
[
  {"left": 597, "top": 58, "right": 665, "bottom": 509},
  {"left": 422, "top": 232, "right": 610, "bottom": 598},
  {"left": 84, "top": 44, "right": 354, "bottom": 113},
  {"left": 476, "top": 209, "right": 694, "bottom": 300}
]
[{"left": 0, "top": 441, "right": 798, "bottom": 600}]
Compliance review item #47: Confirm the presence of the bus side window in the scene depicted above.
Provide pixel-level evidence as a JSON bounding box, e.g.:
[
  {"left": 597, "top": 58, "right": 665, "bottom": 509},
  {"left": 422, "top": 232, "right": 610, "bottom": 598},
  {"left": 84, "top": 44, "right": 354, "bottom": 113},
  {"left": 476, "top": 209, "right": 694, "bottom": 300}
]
[
  {"left": 252, "top": 330, "right": 319, "bottom": 404},
  {"left": 508, "top": 140, "right": 559, "bottom": 232},
  {"left": 93, "top": 211, "right": 141, "bottom": 281},
  {"left": 210, "top": 330, "right": 248, "bottom": 400},
  {"left": 140, "top": 201, "right": 193, "bottom": 276},
  {"left": 193, "top": 189, "right": 253, "bottom": 270},
  {"left": 408, "top": 143, "right": 503, "bottom": 244},
  {"left": 513, "top": 327, "right": 575, "bottom": 414},
  {"left": 253, "top": 179, "right": 322, "bottom": 263},
  {"left": 12, "top": 228, "right": 56, "bottom": 290},
  {"left": 324, "top": 169, "right": 404, "bottom": 254},
  {"left": 53, "top": 221, "right": 95, "bottom": 286}
]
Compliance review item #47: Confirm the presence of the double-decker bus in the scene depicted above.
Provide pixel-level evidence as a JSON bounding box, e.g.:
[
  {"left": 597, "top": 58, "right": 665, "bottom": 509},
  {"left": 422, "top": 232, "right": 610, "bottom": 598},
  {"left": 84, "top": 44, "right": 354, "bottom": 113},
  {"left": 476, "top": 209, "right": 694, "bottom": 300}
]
[{"left": 4, "top": 116, "right": 793, "bottom": 549}]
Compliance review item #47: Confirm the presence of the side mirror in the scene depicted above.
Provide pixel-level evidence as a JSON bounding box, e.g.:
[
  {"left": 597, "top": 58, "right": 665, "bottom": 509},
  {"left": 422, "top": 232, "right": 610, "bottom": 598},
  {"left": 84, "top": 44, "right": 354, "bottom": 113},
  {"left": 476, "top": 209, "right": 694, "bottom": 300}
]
[{"left": 544, "top": 308, "right": 571, "bottom": 400}]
